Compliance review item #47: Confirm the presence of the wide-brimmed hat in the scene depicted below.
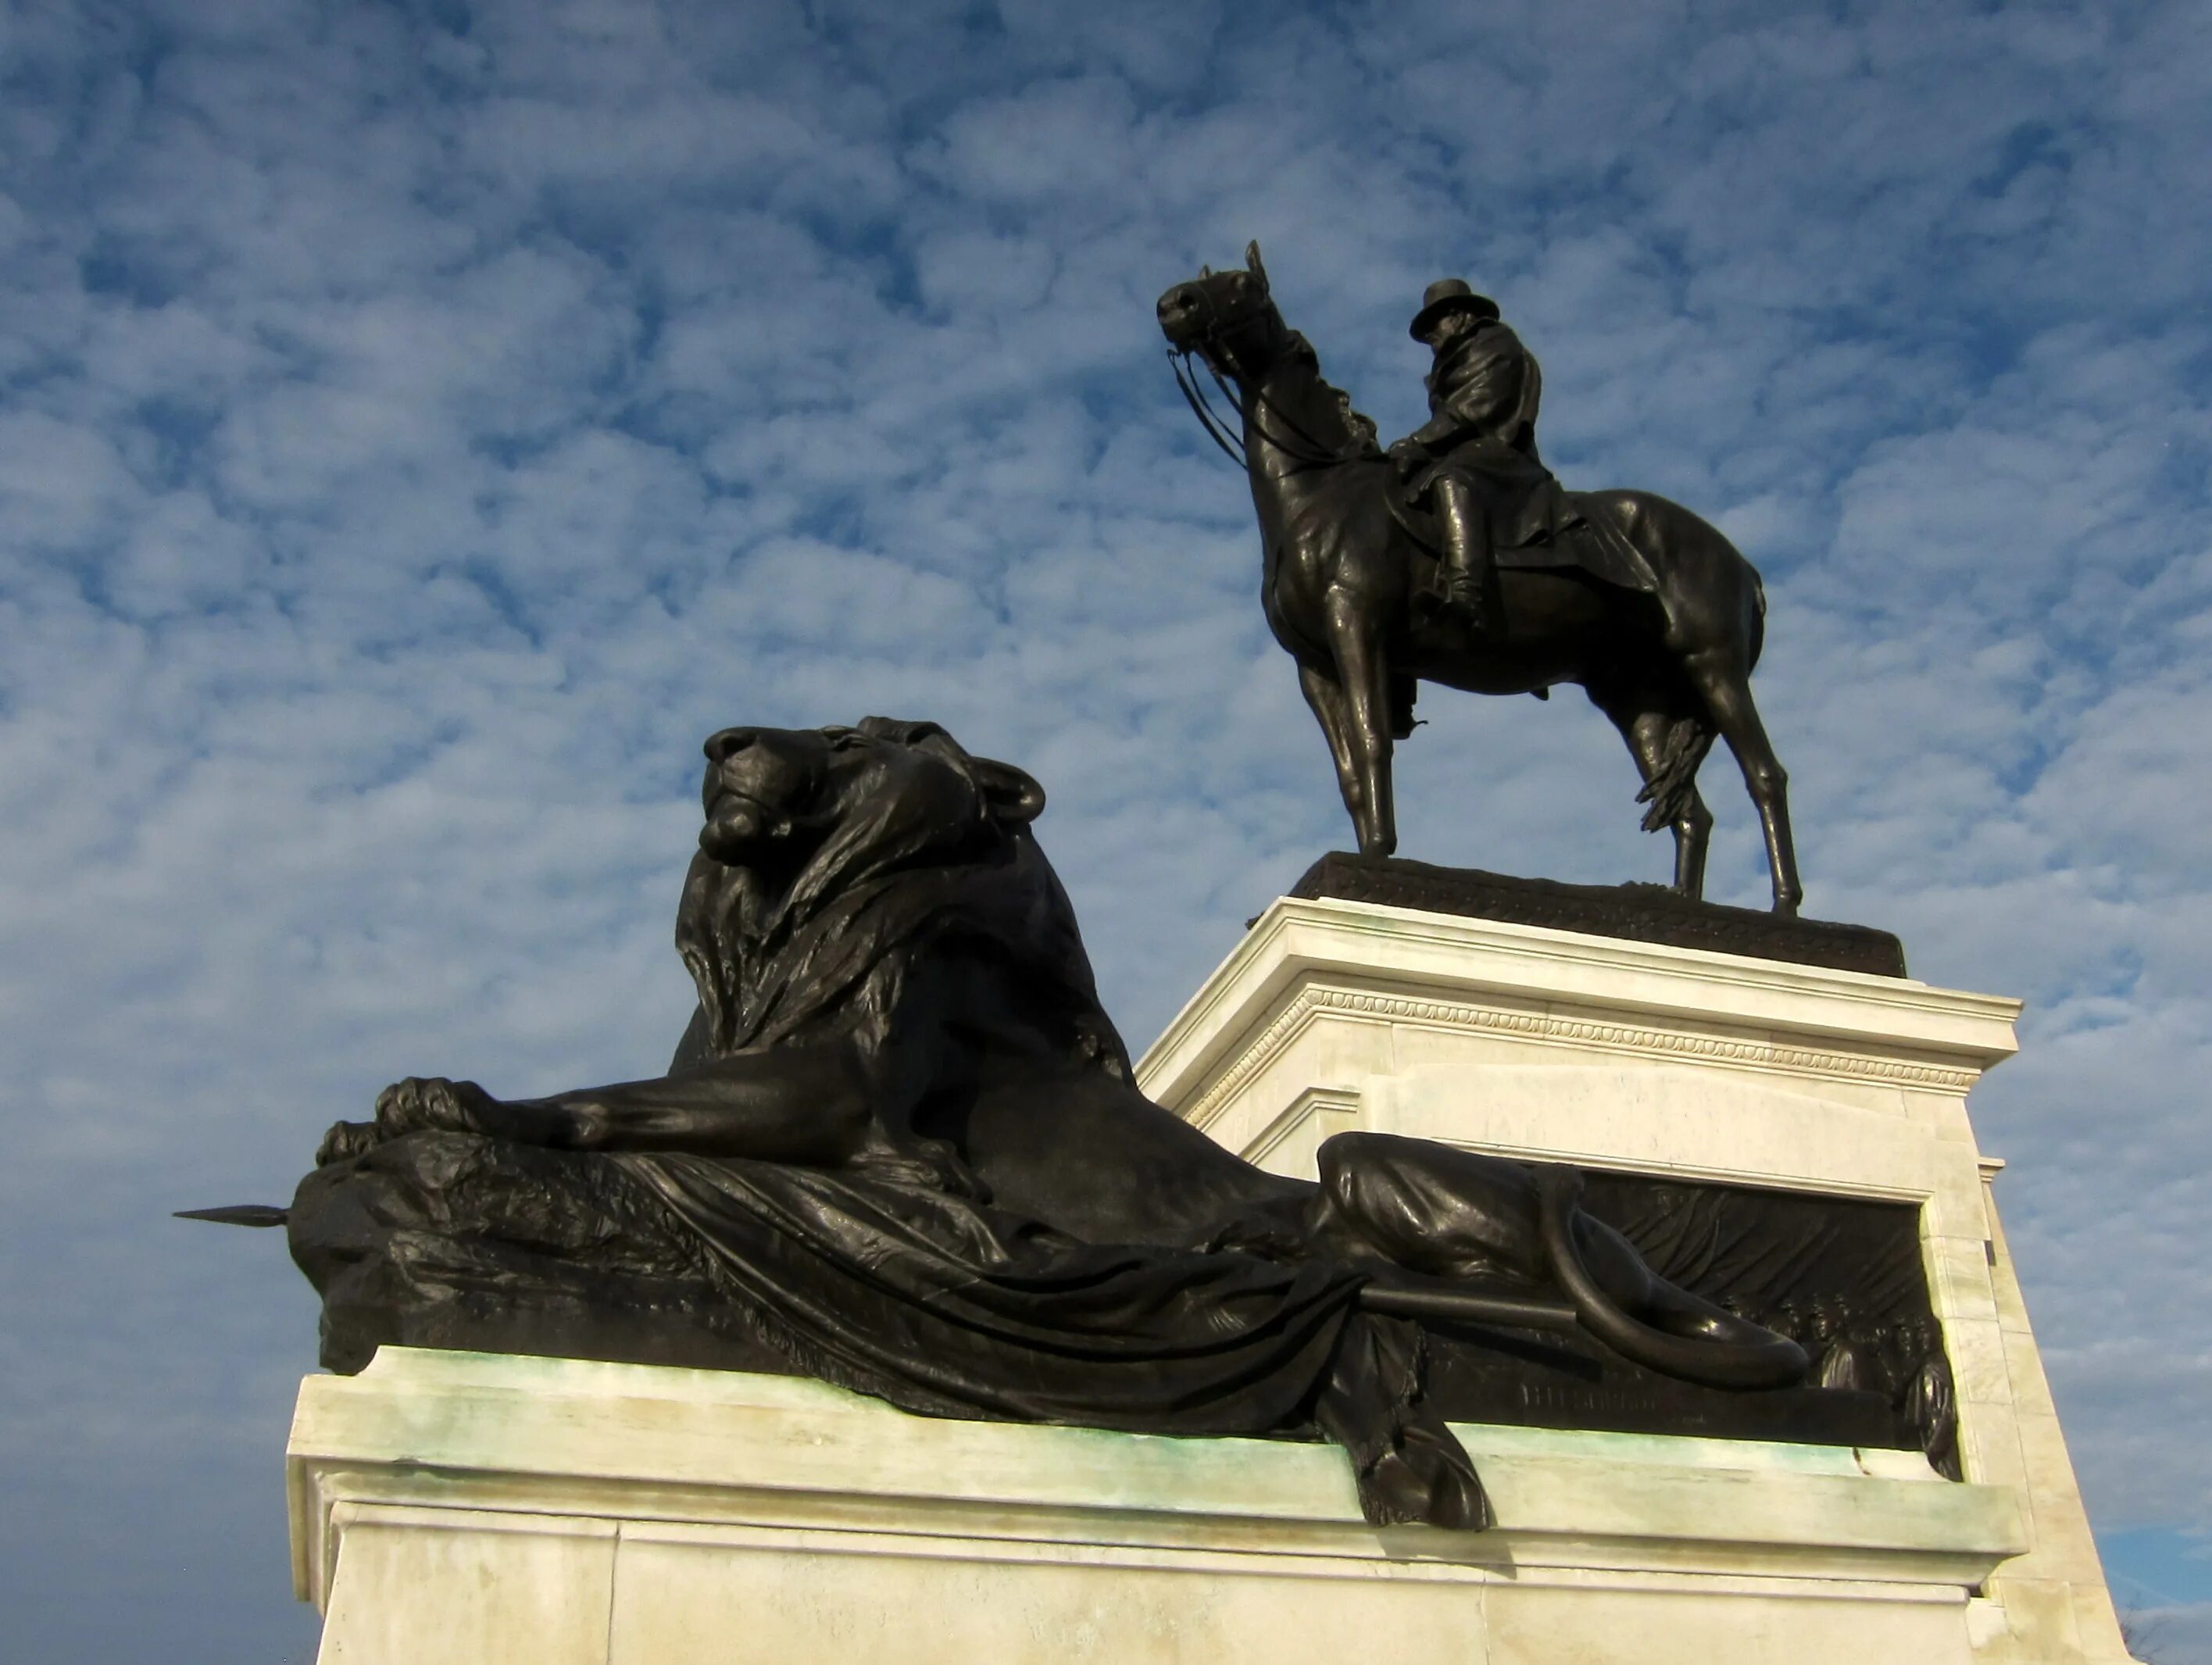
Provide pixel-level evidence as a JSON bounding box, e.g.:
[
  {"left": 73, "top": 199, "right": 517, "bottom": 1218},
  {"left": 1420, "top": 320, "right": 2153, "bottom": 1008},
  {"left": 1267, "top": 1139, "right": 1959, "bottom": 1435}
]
[{"left": 1410, "top": 277, "right": 1499, "bottom": 340}]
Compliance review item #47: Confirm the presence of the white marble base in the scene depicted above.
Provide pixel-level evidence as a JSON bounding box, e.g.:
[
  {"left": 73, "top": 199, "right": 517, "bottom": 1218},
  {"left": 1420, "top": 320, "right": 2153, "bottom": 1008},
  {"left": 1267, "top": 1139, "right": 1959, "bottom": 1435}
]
[
  {"left": 291, "top": 1348, "right": 2030, "bottom": 1665},
  {"left": 1137, "top": 895, "right": 2135, "bottom": 1663}
]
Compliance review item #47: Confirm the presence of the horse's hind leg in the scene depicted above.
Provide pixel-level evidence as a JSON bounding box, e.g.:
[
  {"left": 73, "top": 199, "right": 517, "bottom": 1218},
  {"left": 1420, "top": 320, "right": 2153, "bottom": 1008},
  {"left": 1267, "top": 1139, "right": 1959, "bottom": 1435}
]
[
  {"left": 1670, "top": 781, "right": 1714, "bottom": 899},
  {"left": 1684, "top": 648, "right": 1803, "bottom": 915},
  {"left": 1588, "top": 684, "right": 1716, "bottom": 900},
  {"left": 1298, "top": 661, "right": 1367, "bottom": 835}
]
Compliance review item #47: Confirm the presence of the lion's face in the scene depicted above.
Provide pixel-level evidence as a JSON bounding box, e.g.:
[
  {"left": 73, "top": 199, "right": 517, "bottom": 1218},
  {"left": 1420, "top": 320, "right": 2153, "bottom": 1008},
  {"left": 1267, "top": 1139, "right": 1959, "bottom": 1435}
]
[
  {"left": 695, "top": 720, "right": 1044, "bottom": 873},
  {"left": 698, "top": 726, "right": 837, "bottom": 864}
]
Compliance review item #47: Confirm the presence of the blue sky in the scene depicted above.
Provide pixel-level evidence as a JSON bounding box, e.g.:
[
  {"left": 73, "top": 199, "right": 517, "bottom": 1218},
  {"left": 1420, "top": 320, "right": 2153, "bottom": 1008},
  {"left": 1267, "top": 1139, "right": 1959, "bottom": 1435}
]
[{"left": 2, "top": 2, "right": 2208, "bottom": 1658}]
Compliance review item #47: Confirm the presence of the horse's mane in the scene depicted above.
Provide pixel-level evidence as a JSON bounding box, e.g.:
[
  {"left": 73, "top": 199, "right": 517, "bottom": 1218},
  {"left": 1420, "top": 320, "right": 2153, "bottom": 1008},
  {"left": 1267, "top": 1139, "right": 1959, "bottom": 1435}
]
[{"left": 1279, "top": 328, "right": 1383, "bottom": 458}]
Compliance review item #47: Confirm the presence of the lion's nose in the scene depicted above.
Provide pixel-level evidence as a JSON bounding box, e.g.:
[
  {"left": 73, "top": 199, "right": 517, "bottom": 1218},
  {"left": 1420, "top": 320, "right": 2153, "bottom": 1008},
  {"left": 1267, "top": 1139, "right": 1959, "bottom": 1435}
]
[{"left": 704, "top": 727, "right": 758, "bottom": 763}]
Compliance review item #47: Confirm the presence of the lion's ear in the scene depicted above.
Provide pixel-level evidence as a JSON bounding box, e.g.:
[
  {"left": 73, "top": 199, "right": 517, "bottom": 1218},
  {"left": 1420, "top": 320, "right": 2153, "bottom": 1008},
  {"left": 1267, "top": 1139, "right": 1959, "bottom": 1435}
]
[{"left": 969, "top": 757, "right": 1046, "bottom": 827}]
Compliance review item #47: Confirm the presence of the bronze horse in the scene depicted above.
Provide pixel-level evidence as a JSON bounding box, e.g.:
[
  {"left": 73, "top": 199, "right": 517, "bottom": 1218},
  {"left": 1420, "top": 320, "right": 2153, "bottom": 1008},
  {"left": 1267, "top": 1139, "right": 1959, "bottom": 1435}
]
[{"left": 1157, "top": 244, "right": 1803, "bottom": 914}]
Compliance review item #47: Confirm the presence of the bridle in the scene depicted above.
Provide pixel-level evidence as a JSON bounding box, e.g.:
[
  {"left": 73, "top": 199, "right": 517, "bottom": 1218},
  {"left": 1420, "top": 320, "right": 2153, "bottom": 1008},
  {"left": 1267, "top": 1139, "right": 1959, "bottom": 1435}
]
[{"left": 1167, "top": 284, "right": 1362, "bottom": 474}]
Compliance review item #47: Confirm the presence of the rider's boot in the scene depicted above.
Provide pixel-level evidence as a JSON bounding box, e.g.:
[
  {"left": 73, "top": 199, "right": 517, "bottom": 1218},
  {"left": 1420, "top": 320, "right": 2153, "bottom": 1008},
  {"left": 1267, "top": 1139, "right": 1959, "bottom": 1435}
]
[{"left": 1432, "top": 475, "right": 1493, "bottom": 634}]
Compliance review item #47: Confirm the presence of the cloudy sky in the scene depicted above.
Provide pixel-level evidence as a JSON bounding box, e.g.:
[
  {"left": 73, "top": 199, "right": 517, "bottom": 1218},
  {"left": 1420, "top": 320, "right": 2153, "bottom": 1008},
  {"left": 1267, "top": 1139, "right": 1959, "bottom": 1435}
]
[{"left": 2, "top": 1, "right": 2208, "bottom": 1658}]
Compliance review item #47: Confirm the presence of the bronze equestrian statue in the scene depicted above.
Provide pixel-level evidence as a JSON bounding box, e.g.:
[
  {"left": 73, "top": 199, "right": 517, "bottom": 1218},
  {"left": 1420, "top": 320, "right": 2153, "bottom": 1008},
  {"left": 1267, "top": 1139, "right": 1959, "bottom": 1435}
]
[{"left": 1158, "top": 245, "right": 1803, "bottom": 914}]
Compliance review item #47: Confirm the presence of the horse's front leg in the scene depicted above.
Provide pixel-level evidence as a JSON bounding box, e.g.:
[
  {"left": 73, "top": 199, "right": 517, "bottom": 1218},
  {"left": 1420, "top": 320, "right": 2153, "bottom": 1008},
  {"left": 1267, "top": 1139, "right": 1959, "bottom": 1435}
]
[
  {"left": 1323, "top": 588, "right": 1397, "bottom": 856},
  {"left": 1297, "top": 659, "right": 1366, "bottom": 832}
]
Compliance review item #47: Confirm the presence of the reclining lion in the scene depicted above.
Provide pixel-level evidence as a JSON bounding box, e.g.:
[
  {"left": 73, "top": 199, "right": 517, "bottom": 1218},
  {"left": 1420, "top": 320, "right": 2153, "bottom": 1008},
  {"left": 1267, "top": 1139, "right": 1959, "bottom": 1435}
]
[{"left": 295, "top": 717, "right": 1803, "bottom": 1529}]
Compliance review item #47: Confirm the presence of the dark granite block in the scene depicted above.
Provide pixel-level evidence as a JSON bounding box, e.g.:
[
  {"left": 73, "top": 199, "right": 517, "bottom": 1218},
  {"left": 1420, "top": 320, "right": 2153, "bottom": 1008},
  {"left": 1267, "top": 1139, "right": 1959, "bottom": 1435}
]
[{"left": 1289, "top": 853, "right": 1907, "bottom": 978}]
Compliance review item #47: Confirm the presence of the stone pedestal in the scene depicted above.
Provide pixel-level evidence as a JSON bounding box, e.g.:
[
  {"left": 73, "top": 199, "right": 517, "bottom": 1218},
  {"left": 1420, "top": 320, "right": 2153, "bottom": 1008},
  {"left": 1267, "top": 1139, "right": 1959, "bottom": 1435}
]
[
  {"left": 1135, "top": 894, "right": 2132, "bottom": 1664},
  {"left": 291, "top": 1348, "right": 2028, "bottom": 1665}
]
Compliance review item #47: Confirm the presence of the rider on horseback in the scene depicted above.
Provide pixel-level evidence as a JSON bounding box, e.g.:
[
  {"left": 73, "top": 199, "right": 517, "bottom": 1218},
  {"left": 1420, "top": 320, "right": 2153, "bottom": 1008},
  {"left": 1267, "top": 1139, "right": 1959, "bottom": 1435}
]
[{"left": 1388, "top": 279, "right": 1585, "bottom": 633}]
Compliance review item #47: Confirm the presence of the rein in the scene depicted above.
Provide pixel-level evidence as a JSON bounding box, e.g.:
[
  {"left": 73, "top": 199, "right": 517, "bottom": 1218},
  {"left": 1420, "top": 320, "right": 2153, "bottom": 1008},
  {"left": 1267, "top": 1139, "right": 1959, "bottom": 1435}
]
[
  {"left": 1245, "top": 372, "right": 1361, "bottom": 471},
  {"left": 1169, "top": 305, "right": 1367, "bottom": 474},
  {"left": 1170, "top": 349, "right": 1249, "bottom": 467}
]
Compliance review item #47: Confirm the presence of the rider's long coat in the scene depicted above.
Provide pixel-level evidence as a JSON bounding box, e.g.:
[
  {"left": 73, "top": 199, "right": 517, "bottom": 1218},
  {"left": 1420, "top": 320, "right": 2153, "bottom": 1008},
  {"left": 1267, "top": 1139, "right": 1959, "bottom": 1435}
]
[{"left": 1407, "top": 320, "right": 1584, "bottom": 554}]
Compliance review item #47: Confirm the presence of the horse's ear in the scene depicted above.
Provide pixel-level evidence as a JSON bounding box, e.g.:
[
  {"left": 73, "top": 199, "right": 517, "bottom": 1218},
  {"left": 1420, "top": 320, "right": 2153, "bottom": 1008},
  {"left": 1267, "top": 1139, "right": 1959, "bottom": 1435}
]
[
  {"left": 1200, "top": 263, "right": 1213, "bottom": 278},
  {"left": 1245, "top": 240, "right": 1269, "bottom": 291},
  {"left": 969, "top": 756, "right": 1046, "bottom": 827}
]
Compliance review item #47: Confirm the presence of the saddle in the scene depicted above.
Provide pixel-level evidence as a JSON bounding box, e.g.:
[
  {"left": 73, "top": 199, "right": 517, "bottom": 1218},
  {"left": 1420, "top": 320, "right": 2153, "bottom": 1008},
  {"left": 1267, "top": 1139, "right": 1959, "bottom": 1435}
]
[{"left": 1386, "top": 482, "right": 1659, "bottom": 598}]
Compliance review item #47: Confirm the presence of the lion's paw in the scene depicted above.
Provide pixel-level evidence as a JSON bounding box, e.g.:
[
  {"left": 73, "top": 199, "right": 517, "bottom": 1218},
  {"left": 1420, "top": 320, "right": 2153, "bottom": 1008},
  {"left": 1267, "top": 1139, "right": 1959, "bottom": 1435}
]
[
  {"left": 373, "top": 1076, "right": 495, "bottom": 1140},
  {"left": 315, "top": 1120, "right": 380, "bottom": 1167}
]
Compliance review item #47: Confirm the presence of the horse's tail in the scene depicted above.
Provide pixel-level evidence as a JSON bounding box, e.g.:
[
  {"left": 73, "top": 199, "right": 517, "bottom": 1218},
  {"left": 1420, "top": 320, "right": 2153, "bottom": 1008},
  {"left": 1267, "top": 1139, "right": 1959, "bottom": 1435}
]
[
  {"left": 1636, "top": 714, "right": 1715, "bottom": 833},
  {"left": 1634, "top": 520, "right": 1762, "bottom": 832}
]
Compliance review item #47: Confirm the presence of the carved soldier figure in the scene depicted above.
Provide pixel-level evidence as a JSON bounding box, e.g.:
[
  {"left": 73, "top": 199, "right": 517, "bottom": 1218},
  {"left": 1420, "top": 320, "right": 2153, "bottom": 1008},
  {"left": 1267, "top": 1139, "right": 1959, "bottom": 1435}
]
[{"left": 1388, "top": 279, "right": 1585, "bottom": 631}]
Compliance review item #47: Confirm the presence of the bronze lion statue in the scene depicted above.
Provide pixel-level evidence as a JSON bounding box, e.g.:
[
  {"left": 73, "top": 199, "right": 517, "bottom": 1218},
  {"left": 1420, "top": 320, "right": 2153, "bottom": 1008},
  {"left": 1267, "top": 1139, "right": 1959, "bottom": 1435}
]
[{"left": 290, "top": 718, "right": 1809, "bottom": 1530}]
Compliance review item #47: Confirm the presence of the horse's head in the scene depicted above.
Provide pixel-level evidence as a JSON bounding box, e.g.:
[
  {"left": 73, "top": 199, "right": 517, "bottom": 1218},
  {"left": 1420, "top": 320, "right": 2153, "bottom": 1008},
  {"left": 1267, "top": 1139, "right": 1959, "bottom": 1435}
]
[{"left": 1156, "top": 241, "right": 1285, "bottom": 377}]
